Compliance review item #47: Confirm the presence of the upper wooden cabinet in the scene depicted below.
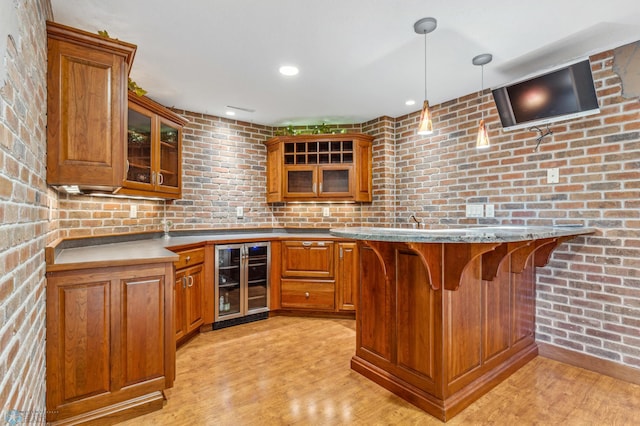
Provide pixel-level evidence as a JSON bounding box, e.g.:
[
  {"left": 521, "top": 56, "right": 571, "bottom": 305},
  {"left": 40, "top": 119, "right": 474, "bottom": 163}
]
[
  {"left": 46, "top": 21, "right": 187, "bottom": 199},
  {"left": 46, "top": 21, "right": 136, "bottom": 191},
  {"left": 117, "top": 93, "right": 188, "bottom": 199},
  {"left": 266, "top": 134, "right": 373, "bottom": 202}
]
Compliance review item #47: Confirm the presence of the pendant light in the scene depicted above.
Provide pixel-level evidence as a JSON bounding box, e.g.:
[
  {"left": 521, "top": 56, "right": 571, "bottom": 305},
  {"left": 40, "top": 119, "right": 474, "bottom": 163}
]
[
  {"left": 414, "top": 17, "right": 437, "bottom": 135},
  {"left": 473, "top": 53, "right": 492, "bottom": 149}
]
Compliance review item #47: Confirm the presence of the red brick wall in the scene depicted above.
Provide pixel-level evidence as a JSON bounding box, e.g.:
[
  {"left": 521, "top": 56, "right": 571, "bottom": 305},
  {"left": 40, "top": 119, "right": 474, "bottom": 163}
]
[
  {"left": 0, "top": 0, "right": 52, "bottom": 419},
  {"left": 50, "top": 39, "right": 640, "bottom": 371},
  {"left": 394, "top": 47, "right": 640, "bottom": 368}
]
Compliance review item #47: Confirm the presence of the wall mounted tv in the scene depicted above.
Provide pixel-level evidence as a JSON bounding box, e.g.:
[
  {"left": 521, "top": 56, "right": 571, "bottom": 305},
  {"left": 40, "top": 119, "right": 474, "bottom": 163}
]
[{"left": 491, "top": 59, "right": 600, "bottom": 131}]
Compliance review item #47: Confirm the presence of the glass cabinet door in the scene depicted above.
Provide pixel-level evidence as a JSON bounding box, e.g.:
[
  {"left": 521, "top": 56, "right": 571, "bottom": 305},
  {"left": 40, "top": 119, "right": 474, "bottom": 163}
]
[
  {"left": 246, "top": 244, "right": 269, "bottom": 313},
  {"left": 126, "top": 107, "right": 153, "bottom": 187},
  {"left": 285, "top": 166, "right": 317, "bottom": 197},
  {"left": 319, "top": 166, "right": 352, "bottom": 196},
  {"left": 215, "top": 245, "right": 242, "bottom": 320},
  {"left": 158, "top": 119, "right": 180, "bottom": 191}
]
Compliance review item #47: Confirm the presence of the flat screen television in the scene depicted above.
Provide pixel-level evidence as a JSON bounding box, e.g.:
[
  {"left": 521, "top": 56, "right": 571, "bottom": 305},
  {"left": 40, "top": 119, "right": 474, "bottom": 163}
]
[{"left": 491, "top": 59, "right": 600, "bottom": 131}]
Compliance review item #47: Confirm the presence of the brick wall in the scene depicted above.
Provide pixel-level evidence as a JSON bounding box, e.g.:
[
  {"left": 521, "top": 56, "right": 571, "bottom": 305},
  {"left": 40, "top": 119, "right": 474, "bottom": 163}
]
[
  {"left": 0, "top": 0, "right": 52, "bottom": 420},
  {"left": 394, "top": 46, "right": 640, "bottom": 368},
  {"left": 50, "top": 38, "right": 640, "bottom": 371}
]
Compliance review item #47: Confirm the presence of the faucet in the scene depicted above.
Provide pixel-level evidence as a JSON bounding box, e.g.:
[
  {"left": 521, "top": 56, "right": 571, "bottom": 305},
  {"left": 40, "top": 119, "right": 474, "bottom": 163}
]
[{"left": 409, "top": 214, "right": 421, "bottom": 228}]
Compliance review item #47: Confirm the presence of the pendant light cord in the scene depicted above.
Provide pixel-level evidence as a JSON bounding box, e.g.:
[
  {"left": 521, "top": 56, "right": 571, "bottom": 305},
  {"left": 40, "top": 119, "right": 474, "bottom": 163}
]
[
  {"left": 480, "top": 64, "right": 484, "bottom": 120},
  {"left": 424, "top": 31, "right": 428, "bottom": 100}
]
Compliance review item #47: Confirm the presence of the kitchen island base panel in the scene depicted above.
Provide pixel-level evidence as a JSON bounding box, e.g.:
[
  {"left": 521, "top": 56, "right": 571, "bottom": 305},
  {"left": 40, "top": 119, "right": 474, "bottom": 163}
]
[
  {"left": 354, "top": 240, "right": 543, "bottom": 422},
  {"left": 351, "top": 344, "right": 538, "bottom": 421}
]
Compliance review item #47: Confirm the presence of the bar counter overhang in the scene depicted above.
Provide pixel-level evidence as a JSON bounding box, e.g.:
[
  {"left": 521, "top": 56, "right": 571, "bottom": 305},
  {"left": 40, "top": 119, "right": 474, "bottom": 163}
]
[{"left": 330, "top": 225, "right": 594, "bottom": 421}]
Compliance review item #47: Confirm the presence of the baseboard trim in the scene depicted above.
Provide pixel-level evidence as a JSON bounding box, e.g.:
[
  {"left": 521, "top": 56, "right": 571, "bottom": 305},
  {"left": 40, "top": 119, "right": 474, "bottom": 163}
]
[{"left": 538, "top": 342, "right": 640, "bottom": 386}]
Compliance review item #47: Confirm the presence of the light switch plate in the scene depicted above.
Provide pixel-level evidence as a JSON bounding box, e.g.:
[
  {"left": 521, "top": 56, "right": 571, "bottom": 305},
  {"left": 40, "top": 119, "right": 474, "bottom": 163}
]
[
  {"left": 547, "top": 168, "right": 560, "bottom": 184},
  {"left": 129, "top": 205, "right": 137, "bottom": 218},
  {"left": 236, "top": 206, "right": 243, "bottom": 218},
  {"left": 323, "top": 207, "right": 330, "bottom": 217},
  {"left": 485, "top": 204, "right": 495, "bottom": 218}
]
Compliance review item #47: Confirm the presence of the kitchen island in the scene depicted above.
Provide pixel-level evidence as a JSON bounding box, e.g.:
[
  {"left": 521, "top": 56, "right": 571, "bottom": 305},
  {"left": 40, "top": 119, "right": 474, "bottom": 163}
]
[{"left": 330, "top": 225, "right": 593, "bottom": 421}]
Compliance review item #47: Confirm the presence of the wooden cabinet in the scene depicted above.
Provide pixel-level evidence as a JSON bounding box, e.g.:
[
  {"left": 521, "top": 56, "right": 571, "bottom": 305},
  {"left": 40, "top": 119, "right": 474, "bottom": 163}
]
[
  {"left": 174, "top": 248, "right": 205, "bottom": 345},
  {"left": 280, "top": 240, "right": 335, "bottom": 311},
  {"left": 46, "top": 262, "right": 175, "bottom": 424},
  {"left": 46, "top": 21, "right": 136, "bottom": 191},
  {"left": 118, "top": 92, "right": 188, "bottom": 199},
  {"left": 277, "top": 239, "right": 357, "bottom": 314},
  {"left": 336, "top": 242, "right": 358, "bottom": 312},
  {"left": 266, "top": 134, "right": 373, "bottom": 202}
]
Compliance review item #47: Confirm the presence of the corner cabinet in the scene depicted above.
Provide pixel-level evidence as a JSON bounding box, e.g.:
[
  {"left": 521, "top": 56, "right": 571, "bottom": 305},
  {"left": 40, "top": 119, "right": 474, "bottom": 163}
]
[
  {"left": 46, "top": 262, "right": 175, "bottom": 424},
  {"left": 117, "top": 92, "right": 189, "bottom": 199},
  {"left": 266, "top": 134, "right": 373, "bottom": 202},
  {"left": 46, "top": 21, "right": 136, "bottom": 191}
]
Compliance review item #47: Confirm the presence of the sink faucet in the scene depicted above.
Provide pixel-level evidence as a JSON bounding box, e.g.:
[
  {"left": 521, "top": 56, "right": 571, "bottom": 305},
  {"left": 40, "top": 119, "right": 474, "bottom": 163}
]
[{"left": 409, "top": 214, "right": 421, "bottom": 225}]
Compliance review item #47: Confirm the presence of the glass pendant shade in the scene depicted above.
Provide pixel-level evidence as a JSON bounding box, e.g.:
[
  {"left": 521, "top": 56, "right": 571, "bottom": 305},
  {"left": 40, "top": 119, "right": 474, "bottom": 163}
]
[
  {"left": 417, "top": 100, "right": 433, "bottom": 135},
  {"left": 476, "top": 118, "right": 490, "bottom": 149}
]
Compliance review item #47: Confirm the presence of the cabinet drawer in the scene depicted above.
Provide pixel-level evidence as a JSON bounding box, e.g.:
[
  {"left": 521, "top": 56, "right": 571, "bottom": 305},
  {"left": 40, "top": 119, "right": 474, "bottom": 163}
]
[
  {"left": 281, "top": 279, "right": 335, "bottom": 310},
  {"left": 174, "top": 248, "right": 204, "bottom": 269},
  {"left": 281, "top": 241, "right": 334, "bottom": 278}
]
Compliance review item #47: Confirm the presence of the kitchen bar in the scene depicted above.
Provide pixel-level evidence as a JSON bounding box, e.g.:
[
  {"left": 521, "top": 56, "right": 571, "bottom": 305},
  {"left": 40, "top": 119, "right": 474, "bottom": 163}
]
[{"left": 330, "top": 225, "right": 593, "bottom": 421}]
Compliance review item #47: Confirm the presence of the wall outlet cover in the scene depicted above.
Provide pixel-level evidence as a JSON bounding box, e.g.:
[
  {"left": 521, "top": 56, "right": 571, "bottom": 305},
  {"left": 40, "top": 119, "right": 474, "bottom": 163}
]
[
  {"left": 236, "top": 206, "right": 243, "bottom": 218},
  {"left": 323, "top": 207, "right": 330, "bottom": 217},
  {"left": 485, "top": 204, "right": 495, "bottom": 217}
]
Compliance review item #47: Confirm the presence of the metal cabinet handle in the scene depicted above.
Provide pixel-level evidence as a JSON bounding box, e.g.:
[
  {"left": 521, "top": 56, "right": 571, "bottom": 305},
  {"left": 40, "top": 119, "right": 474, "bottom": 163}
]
[
  {"left": 158, "top": 172, "right": 164, "bottom": 185},
  {"left": 302, "top": 241, "right": 312, "bottom": 247},
  {"left": 182, "top": 276, "right": 187, "bottom": 289},
  {"left": 305, "top": 292, "right": 310, "bottom": 299},
  {"left": 188, "top": 276, "right": 194, "bottom": 287}
]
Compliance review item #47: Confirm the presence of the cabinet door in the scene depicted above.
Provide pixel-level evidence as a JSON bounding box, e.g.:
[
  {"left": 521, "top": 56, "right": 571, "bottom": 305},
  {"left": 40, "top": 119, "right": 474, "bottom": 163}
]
[
  {"left": 319, "top": 165, "right": 353, "bottom": 198},
  {"left": 186, "top": 264, "right": 204, "bottom": 332},
  {"left": 337, "top": 242, "right": 358, "bottom": 311},
  {"left": 126, "top": 103, "right": 155, "bottom": 190},
  {"left": 355, "top": 138, "right": 373, "bottom": 202},
  {"left": 284, "top": 166, "right": 317, "bottom": 198},
  {"left": 175, "top": 270, "right": 187, "bottom": 342},
  {"left": 281, "top": 241, "right": 334, "bottom": 278},
  {"left": 117, "top": 274, "right": 166, "bottom": 388},
  {"left": 157, "top": 118, "right": 181, "bottom": 195},
  {"left": 46, "top": 29, "right": 128, "bottom": 188},
  {"left": 46, "top": 275, "right": 111, "bottom": 410}
]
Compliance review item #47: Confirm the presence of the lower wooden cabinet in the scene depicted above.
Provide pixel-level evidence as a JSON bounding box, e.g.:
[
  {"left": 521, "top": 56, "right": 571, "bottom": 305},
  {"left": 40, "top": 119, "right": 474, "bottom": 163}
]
[
  {"left": 281, "top": 279, "right": 336, "bottom": 310},
  {"left": 275, "top": 240, "right": 357, "bottom": 314},
  {"left": 46, "top": 262, "right": 175, "bottom": 424},
  {"left": 336, "top": 242, "right": 358, "bottom": 311},
  {"left": 174, "top": 248, "right": 205, "bottom": 345}
]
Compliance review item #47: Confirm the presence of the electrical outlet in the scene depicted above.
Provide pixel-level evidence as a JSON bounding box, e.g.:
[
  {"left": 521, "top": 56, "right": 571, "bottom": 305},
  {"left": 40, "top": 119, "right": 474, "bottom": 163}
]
[
  {"left": 323, "top": 207, "right": 330, "bottom": 217},
  {"left": 129, "top": 205, "right": 137, "bottom": 218},
  {"left": 466, "top": 204, "right": 484, "bottom": 218},
  {"left": 547, "top": 168, "right": 560, "bottom": 184},
  {"left": 485, "top": 204, "right": 495, "bottom": 218},
  {"left": 236, "top": 206, "right": 244, "bottom": 218}
]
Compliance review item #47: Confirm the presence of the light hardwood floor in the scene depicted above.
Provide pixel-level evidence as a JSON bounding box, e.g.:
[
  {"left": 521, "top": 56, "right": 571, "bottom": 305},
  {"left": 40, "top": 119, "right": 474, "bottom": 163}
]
[{"left": 121, "top": 316, "right": 640, "bottom": 425}]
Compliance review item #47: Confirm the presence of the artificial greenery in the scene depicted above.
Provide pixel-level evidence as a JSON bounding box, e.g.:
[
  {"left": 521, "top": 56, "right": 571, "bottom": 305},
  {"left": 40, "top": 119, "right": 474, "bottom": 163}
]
[
  {"left": 98, "top": 30, "right": 147, "bottom": 96},
  {"left": 274, "top": 123, "right": 348, "bottom": 136}
]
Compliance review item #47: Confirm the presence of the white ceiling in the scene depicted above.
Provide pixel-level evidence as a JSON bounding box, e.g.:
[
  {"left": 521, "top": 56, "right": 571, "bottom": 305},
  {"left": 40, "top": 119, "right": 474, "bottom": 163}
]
[{"left": 51, "top": 0, "right": 640, "bottom": 127}]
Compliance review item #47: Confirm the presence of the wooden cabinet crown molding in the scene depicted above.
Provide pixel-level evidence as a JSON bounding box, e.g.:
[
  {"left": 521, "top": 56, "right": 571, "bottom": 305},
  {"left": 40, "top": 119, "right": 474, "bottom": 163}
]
[{"left": 46, "top": 21, "right": 137, "bottom": 71}]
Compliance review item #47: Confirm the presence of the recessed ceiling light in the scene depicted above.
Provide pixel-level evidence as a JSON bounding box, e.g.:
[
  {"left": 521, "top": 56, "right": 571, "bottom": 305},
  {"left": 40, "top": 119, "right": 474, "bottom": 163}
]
[
  {"left": 279, "top": 65, "right": 299, "bottom": 76},
  {"left": 405, "top": 99, "right": 416, "bottom": 106},
  {"left": 225, "top": 110, "right": 236, "bottom": 116}
]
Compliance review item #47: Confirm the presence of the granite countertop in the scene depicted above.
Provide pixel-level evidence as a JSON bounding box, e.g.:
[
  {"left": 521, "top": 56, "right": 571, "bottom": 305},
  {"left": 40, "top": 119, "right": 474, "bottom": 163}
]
[
  {"left": 329, "top": 225, "right": 595, "bottom": 243},
  {"left": 47, "top": 229, "right": 337, "bottom": 271}
]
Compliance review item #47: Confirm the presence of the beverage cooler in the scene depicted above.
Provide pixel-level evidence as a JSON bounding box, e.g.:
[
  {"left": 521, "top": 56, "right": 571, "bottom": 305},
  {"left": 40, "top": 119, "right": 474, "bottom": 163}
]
[{"left": 214, "top": 242, "right": 270, "bottom": 328}]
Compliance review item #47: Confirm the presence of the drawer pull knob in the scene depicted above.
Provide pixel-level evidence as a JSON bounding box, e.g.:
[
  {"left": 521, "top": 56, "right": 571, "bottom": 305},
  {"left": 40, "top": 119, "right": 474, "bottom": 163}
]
[
  {"left": 305, "top": 292, "right": 310, "bottom": 298},
  {"left": 185, "top": 256, "right": 191, "bottom": 263}
]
